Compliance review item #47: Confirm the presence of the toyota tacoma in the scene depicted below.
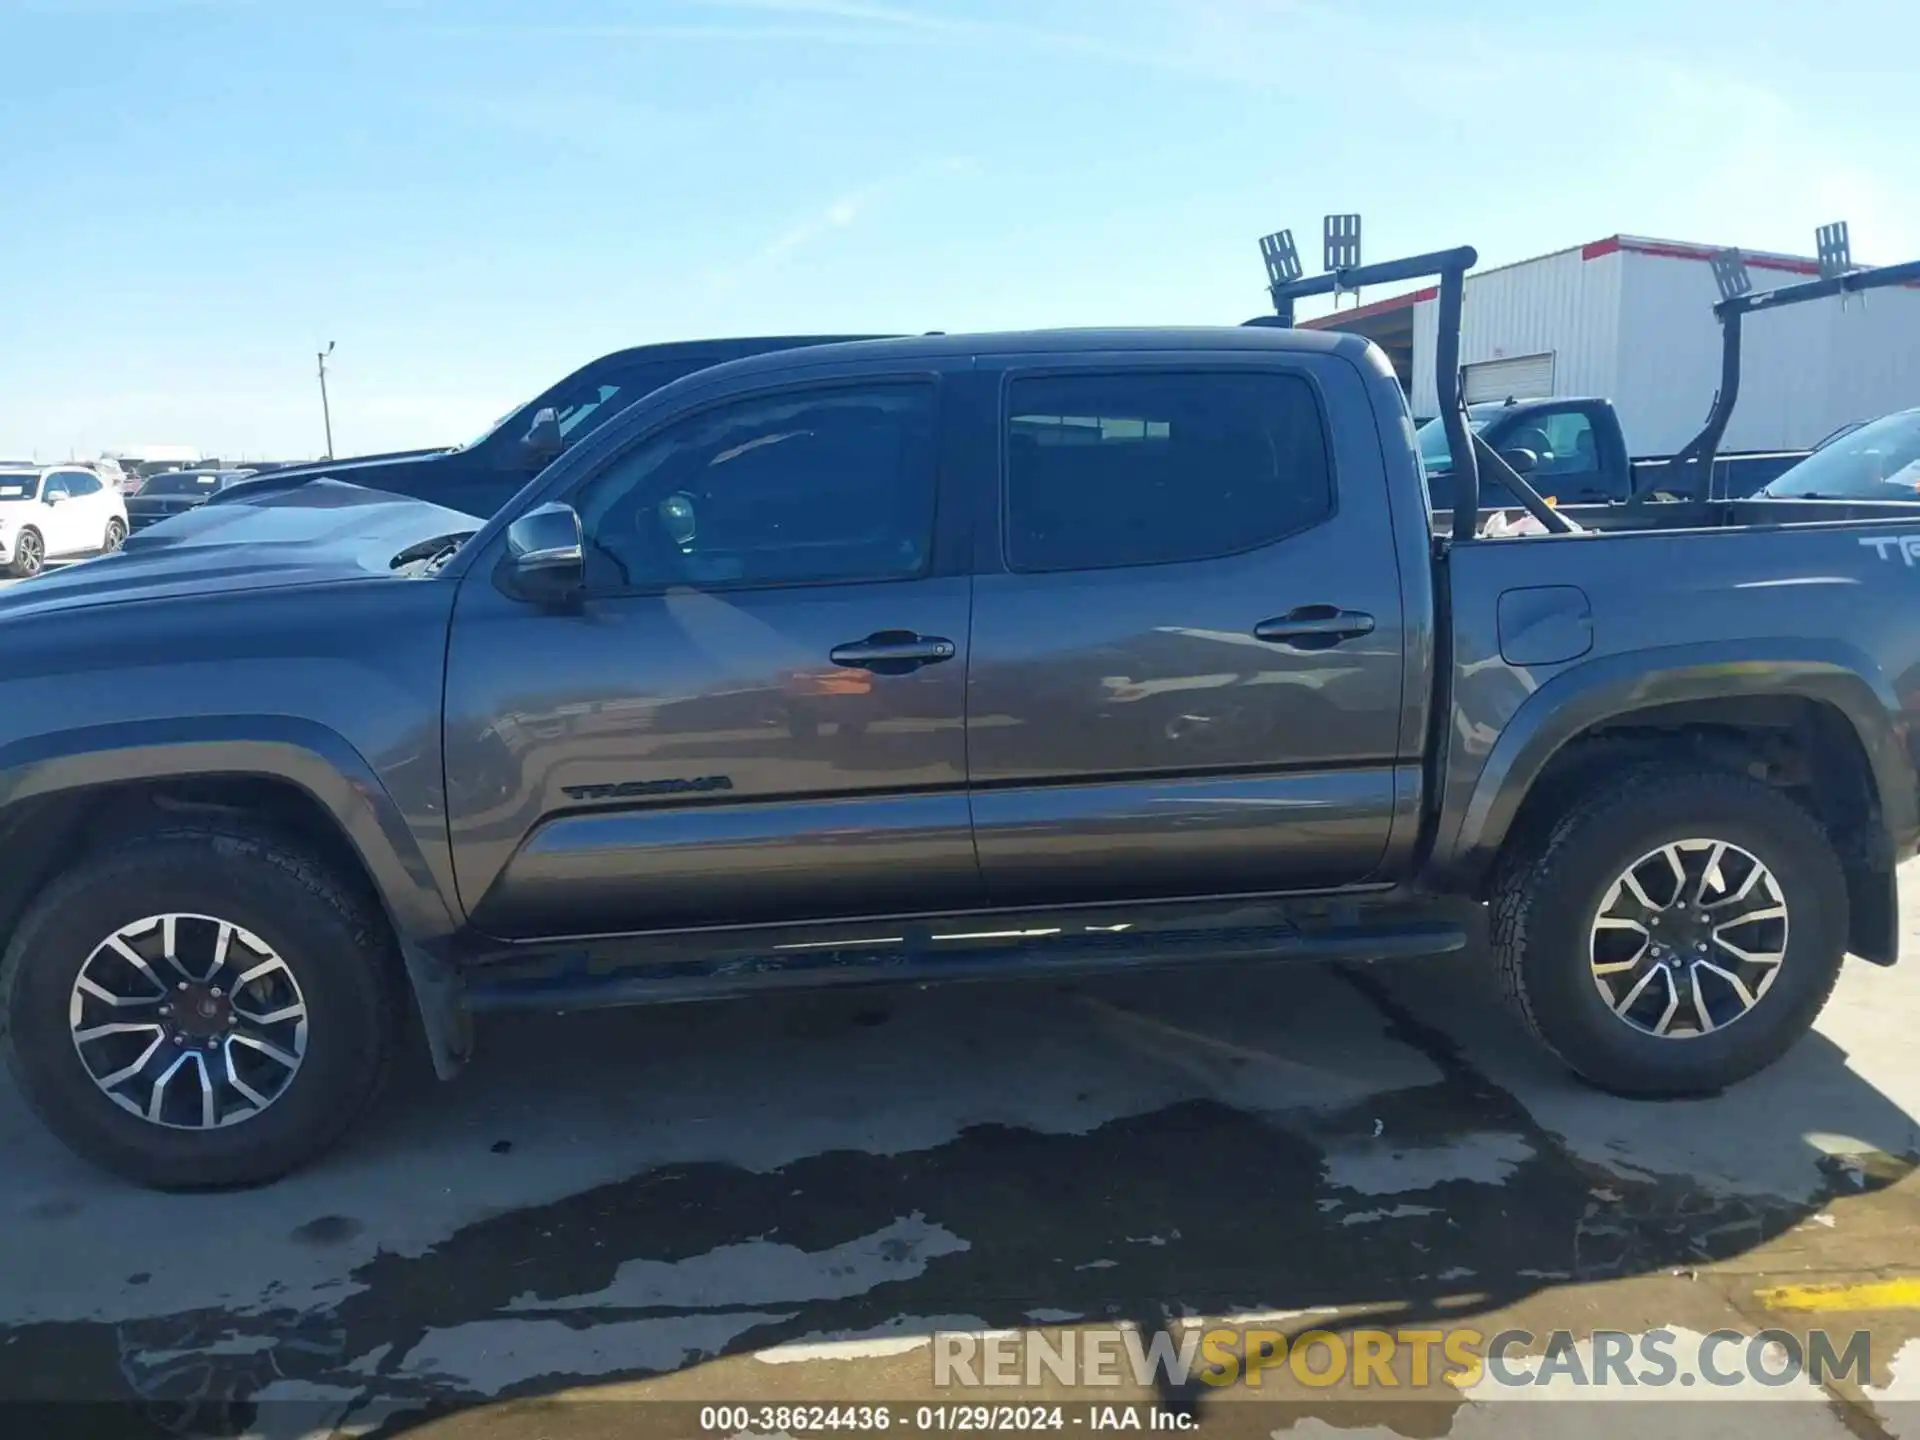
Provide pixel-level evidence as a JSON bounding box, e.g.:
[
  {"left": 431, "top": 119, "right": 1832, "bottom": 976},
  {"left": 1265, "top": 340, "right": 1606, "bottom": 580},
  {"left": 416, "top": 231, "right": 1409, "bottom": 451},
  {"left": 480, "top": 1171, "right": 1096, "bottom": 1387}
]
[{"left": 4, "top": 245, "right": 1920, "bottom": 1189}]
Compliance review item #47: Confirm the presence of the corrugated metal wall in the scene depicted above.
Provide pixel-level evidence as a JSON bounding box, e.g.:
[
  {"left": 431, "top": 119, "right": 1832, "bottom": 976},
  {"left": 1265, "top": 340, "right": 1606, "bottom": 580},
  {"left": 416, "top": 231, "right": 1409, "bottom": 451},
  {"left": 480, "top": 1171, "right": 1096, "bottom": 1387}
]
[
  {"left": 1412, "top": 239, "right": 1920, "bottom": 454},
  {"left": 1410, "top": 247, "right": 1623, "bottom": 418},
  {"left": 1615, "top": 250, "right": 1920, "bottom": 454}
]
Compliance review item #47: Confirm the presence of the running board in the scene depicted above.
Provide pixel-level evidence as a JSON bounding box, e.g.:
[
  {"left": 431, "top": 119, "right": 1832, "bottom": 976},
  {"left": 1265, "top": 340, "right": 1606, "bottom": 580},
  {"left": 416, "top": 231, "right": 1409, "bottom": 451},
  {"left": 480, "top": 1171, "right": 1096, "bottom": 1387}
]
[{"left": 464, "top": 917, "right": 1469, "bottom": 1013}]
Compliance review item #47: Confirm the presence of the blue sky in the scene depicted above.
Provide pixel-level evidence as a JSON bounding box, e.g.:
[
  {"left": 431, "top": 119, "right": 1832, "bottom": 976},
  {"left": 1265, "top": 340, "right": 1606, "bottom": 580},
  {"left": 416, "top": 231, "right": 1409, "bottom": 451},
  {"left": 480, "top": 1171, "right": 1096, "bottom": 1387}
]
[{"left": 2, "top": 0, "right": 1914, "bottom": 460}]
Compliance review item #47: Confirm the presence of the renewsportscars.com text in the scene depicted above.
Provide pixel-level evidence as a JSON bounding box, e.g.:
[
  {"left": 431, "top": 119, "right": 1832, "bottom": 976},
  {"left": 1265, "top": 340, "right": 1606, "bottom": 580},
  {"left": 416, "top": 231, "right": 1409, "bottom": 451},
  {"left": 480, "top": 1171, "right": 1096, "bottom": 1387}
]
[{"left": 933, "top": 1326, "right": 1871, "bottom": 1391}]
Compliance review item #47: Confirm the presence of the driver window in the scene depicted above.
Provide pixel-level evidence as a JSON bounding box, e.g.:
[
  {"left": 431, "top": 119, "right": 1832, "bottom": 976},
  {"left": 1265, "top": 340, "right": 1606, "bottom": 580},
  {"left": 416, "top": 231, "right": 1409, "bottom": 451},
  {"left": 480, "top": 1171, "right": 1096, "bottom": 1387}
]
[
  {"left": 574, "top": 381, "right": 938, "bottom": 592},
  {"left": 1531, "top": 412, "right": 1598, "bottom": 476}
]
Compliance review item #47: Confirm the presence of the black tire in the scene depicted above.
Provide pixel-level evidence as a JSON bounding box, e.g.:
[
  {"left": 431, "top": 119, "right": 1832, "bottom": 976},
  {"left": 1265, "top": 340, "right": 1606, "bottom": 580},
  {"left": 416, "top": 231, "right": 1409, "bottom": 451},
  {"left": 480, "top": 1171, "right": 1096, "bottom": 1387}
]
[
  {"left": 6, "top": 526, "right": 44, "bottom": 577},
  {"left": 1, "top": 828, "right": 400, "bottom": 1189},
  {"left": 103, "top": 516, "right": 127, "bottom": 552},
  {"left": 1491, "top": 765, "right": 1848, "bottom": 1097}
]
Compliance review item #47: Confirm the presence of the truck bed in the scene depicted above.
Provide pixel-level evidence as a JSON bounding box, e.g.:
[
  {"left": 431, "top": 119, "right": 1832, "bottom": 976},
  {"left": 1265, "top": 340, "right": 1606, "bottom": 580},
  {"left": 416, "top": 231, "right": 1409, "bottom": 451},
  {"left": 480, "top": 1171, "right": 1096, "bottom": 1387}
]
[{"left": 1427, "top": 500, "right": 1920, "bottom": 896}]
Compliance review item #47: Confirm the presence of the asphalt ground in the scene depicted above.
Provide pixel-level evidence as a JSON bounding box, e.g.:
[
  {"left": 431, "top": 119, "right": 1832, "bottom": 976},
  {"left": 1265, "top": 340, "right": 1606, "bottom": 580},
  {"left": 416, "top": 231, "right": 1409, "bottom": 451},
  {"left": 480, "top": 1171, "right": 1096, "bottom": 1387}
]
[{"left": 3, "top": 850, "right": 1919, "bottom": 1439}]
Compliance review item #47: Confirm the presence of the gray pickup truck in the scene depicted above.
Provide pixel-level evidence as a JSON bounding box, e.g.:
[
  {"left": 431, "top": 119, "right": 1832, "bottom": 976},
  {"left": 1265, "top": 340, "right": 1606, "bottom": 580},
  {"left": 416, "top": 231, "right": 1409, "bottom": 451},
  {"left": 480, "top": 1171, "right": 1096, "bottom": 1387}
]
[{"left": 5, "top": 245, "right": 1920, "bottom": 1190}]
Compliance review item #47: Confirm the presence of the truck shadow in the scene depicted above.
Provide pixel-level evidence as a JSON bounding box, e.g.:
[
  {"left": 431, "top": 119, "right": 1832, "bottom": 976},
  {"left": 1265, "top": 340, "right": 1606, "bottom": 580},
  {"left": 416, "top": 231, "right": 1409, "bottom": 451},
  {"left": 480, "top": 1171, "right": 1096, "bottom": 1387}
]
[{"left": 2, "top": 955, "right": 1913, "bottom": 1437}]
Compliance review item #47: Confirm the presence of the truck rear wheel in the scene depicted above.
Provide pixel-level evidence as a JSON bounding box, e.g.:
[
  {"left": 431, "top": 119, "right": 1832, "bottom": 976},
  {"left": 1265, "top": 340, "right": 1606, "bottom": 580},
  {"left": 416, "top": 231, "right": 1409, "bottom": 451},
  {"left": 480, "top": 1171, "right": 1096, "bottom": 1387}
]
[
  {"left": 2, "top": 827, "right": 399, "bottom": 1189},
  {"left": 1491, "top": 766, "right": 1848, "bottom": 1096}
]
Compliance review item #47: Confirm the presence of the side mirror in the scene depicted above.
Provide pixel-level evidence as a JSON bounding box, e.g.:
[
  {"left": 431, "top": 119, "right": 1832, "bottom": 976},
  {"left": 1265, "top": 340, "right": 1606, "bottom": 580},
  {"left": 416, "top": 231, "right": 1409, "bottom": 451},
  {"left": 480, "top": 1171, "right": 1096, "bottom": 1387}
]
[
  {"left": 498, "top": 501, "right": 584, "bottom": 605},
  {"left": 1499, "top": 447, "right": 1539, "bottom": 475},
  {"left": 519, "top": 407, "right": 564, "bottom": 467},
  {"left": 44, "top": 489, "right": 69, "bottom": 505}
]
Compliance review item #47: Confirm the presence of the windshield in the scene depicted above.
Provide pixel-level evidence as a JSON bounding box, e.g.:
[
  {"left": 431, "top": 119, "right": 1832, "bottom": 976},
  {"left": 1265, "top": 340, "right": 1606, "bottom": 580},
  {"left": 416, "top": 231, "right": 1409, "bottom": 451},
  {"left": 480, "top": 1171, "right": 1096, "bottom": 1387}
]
[
  {"left": 461, "top": 357, "right": 719, "bottom": 456},
  {"left": 141, "top": 471, "right": 223, "bottom": 496},
  {"left": 1415, "top": 410, "right": 1500, "bottom": 472},
  {"left": 463, "top": 380, "right": 630, "bottom": 452},
  {"left": 0, "top": 473, "right": 38, "bottom": 502},
  {"left": 1760, "top": 410, "right": 1920, "bottom": 499}
]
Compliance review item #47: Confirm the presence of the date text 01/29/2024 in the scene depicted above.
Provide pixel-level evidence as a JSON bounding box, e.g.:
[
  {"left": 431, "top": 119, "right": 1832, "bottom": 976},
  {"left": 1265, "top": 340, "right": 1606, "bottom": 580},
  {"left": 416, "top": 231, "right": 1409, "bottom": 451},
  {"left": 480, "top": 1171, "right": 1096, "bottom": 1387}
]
[{"left": 696, "top": 1404, "right": 1191, "bottom": 1432}]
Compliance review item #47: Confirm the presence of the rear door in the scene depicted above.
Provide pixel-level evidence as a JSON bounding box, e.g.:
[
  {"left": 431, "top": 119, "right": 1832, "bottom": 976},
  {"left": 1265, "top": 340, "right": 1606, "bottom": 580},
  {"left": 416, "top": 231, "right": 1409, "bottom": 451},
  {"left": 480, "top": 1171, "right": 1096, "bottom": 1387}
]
[
  {"left": 965, "top": 350, "right": 1409, "bottom": 906},
  {"left": 444, "top": 363, "right": 980, "bottom": 939},
  {"left": 62, "top": 469, "right": 115, "bottom": 548}
]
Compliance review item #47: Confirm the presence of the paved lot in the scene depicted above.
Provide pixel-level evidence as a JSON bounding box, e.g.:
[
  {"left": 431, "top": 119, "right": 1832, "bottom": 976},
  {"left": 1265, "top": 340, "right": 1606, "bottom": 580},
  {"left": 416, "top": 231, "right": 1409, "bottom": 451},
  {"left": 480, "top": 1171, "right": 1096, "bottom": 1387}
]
[
  {"left": 3, "top": 863, "right": 1920, "bottom": 1437},
  {"left": 0, "top": 558, "right": 74, "bottom": 589}
]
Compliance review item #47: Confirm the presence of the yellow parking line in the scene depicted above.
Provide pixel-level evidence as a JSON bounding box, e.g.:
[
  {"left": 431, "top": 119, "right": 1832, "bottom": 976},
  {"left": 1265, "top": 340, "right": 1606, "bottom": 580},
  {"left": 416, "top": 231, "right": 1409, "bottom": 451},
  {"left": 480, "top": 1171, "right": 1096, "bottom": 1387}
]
[{"left": 1756, "top": 1277, "right": 1920, "bottom": 1313}]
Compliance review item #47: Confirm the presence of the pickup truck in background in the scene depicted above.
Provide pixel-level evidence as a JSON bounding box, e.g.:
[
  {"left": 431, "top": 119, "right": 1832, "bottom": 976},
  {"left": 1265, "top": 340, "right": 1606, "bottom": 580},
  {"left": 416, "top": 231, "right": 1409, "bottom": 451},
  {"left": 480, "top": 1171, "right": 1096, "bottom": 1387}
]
[
  {"left": 1415, "top": 397, "right": 1808, "bottom": 512},
  {"left": 213, "top": 333, "right": 889, "bottom": 523},
  {"left": 5, "top": 245, "right": 1920, "bottom": 1191}
]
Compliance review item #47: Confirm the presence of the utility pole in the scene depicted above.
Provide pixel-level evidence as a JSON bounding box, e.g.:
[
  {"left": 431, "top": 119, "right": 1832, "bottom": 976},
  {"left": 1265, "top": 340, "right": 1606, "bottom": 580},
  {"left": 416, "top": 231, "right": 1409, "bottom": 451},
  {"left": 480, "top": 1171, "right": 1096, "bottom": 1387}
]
[{"left": 317, "top": 341, "right": 336, "bottom": 459}]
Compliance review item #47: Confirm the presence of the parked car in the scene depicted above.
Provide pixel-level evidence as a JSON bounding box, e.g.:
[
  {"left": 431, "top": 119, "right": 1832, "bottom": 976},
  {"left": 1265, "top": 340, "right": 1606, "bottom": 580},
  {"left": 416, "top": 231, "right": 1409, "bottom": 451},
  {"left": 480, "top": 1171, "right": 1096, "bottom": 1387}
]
[
  {"left": 107, "top": 450, "right": 209, "bottom": 497},
  {"left": 124, "top": 468, "right": 259, "bottom": 532},
  {"left": 0, "top": 465, "right": 129, "bottom": 577},
  {"left": 210, "top": 334, "right": 891, "bottom": 522},
  {"left": 4, "top": 249, "right": 1920, "bottom": 1190},
  {"left": 1811, "top": 418, "right": 1871, "bottom": 453},
  {"left": 88, "top": 458, "right": 132, "bottom": 493},
  {"left": 1755, "top": 407, "right": 1920, "bottom": 500}
]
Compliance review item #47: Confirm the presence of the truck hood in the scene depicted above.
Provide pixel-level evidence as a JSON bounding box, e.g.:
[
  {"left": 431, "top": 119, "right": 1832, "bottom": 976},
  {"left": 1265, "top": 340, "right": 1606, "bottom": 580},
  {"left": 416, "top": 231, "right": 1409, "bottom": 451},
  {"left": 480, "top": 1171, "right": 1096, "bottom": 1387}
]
[
  {"left": 262, "top": 446, "right": 454, "bottom": 476},
  {"left": 217, "top": 448, "right": 459, "bottom": 498},
  {"left": 0, "top": 481, "right": 480, "bottom": 618}
]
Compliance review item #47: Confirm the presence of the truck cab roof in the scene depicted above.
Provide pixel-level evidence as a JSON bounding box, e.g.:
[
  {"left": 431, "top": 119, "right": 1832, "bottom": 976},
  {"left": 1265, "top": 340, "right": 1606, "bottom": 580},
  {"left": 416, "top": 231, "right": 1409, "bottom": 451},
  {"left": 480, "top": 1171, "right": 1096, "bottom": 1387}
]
[{"left": 687, "top": 325, "right": 1360, "bottom": 376}]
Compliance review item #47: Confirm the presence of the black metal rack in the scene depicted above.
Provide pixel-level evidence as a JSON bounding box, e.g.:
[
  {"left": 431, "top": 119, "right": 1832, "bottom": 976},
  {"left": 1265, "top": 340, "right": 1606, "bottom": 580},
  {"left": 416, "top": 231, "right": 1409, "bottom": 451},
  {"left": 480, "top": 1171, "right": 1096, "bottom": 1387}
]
[
  {"left": 1248, "top": 222, "right": 1571, "bottom": 540},
  {"left": 1662, "top": 232, "right": 1920, "bottom": 501}
]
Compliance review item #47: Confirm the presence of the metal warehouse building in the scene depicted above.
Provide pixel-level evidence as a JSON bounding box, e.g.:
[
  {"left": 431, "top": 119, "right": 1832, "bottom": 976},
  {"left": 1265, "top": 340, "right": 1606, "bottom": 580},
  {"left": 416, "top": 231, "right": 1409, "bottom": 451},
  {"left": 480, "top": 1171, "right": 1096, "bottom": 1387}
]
[{"left": 1304, "top": 235, "right": 1920, "bottom": 456}]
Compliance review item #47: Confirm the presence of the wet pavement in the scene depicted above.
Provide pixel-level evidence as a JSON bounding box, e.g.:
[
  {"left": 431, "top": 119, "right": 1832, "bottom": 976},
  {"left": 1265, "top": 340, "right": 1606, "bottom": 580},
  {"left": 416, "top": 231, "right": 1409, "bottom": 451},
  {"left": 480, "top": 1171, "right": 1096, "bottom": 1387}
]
[{"left": 4, "top": 867, "right": 1920, "bottom": 1438}]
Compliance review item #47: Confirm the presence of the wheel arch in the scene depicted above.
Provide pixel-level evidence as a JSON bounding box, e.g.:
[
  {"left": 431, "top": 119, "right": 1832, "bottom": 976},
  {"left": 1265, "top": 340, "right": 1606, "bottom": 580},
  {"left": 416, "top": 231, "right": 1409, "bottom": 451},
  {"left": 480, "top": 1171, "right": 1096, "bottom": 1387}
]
[
  {"left": 1433, "top": 642, "right": 1915, "bottom": 965},
  {"left": 0, "top": 716, "right": 471, "bottom": 1073}
]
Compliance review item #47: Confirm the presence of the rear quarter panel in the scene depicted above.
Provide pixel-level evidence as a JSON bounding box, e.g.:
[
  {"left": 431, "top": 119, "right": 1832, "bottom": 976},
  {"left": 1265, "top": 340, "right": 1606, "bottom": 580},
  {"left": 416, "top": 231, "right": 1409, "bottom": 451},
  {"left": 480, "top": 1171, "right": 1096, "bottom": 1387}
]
[{"left": 1431, "top": 517, "right": 1920, "bottom": 885}]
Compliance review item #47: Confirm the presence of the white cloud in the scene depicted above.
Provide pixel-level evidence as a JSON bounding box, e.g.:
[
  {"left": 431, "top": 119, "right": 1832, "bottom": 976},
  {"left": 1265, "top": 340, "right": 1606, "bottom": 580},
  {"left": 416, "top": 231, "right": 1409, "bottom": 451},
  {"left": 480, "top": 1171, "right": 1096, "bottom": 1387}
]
[{"left": 703, "top": 156, "right": 974, "bottom": 292}]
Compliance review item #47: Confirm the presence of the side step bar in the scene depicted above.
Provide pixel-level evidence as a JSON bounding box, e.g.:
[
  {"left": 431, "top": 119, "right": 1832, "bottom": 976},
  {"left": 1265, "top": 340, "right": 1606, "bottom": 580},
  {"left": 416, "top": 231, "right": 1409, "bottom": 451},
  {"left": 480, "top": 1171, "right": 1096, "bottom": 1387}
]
[{"left": 464, "top": 918, "right": 1470, "bottom": 1014}]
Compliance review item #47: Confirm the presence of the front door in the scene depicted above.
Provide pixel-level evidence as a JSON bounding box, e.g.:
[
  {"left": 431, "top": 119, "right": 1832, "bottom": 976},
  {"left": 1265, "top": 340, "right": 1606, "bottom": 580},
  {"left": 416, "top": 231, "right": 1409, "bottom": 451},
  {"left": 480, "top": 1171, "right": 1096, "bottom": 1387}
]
[
  {"left": 965, "top": 355, "right": 1410, "bottom": 906},
  {"left": 39, "top": 470, "right": 91, "bottom": 555},
  {"left": 444, "top": 375, "right": 979, "bottom": 939}
]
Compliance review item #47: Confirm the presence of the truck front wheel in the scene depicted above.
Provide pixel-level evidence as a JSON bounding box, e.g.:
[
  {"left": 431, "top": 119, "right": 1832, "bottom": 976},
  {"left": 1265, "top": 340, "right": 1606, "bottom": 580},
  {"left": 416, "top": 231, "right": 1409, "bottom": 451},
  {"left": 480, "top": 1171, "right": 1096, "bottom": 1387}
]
[
  {"left": 1491, "top": 766, "right": 1848, "bottom": 1096},
  {"left": 2, "top": 827, "right": 400, "bottom": 1189}
]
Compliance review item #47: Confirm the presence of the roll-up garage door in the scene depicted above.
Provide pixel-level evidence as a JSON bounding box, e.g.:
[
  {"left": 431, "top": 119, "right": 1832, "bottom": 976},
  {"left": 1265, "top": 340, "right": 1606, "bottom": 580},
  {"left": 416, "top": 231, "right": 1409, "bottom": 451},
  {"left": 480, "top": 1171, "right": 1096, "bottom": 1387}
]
[{"left": 1462, "top": 353, "right": 1555, "bottom": 404}]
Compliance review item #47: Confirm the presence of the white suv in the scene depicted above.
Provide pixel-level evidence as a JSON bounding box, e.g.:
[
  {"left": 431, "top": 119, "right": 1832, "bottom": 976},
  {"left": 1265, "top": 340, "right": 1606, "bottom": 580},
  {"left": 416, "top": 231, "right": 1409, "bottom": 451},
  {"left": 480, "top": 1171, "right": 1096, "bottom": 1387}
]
[{"left": 0, "top": 466, "right": 130, "bottom": 578}]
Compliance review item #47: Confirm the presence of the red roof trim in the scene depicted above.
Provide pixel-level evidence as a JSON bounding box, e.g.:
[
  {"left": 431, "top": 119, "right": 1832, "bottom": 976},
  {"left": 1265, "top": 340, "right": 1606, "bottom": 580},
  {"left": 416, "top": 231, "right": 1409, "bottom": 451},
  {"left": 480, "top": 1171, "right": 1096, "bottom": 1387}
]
[
  {"left": 1623, "top": 237, "right": 1821, "bottom": 276},
  {"left": 1298, "top": 284, "right": 1437, "bottom": 329},
  {"left": 1299, "top": 234, "right": 1898, "bottom": 323},
  {"left": 1581, "top": 234, "right": 1821, "bottom": 277}
]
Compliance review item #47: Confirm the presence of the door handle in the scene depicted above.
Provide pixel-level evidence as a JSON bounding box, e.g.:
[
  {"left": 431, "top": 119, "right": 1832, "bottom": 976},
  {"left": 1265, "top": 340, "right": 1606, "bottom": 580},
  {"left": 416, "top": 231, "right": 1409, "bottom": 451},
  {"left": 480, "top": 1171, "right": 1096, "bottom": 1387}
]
[
  {"left": 829, "top": 631, "right": 957, "bottom": 672},
  {"left": 1254, "top": 606, "right": 1376, "bottom": 648}
]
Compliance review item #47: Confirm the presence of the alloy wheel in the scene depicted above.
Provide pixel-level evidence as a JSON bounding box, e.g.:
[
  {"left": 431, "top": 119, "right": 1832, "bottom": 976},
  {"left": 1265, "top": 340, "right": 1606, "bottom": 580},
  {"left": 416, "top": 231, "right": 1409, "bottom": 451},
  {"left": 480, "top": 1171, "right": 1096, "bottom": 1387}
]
[
  {"left": 1588, "top": 838, "right": 1788, "bottom": 1038},
  {"left": 67, "top": 914, "right": 310, "bottom": 1129}
]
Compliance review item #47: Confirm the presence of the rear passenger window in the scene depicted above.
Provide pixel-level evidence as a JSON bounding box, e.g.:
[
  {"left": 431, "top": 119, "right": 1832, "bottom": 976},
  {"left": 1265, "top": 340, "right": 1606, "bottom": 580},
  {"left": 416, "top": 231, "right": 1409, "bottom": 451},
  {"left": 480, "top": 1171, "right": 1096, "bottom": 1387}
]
[{"left": 1004, "top": 372, "right": 1332, "bottom": 572}]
